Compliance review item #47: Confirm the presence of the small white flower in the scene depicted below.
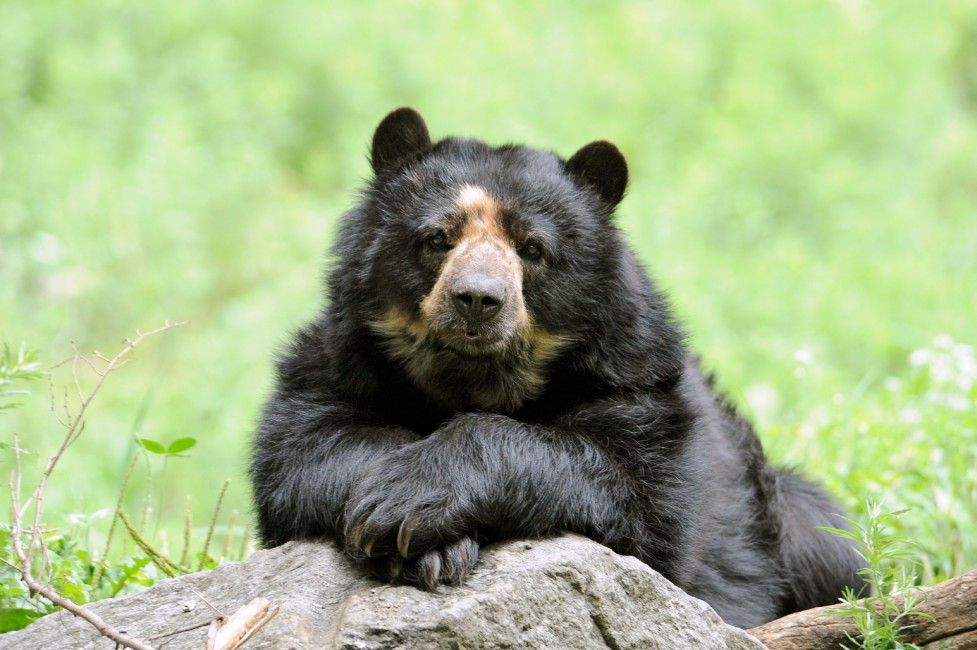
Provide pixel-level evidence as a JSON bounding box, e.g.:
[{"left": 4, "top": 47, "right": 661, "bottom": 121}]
[
  {"left": 934, "top": 334, "right": 955, "bottom": 349},
  {"left": 909, "top": 349, "right": 930, "bottom": 367},
  {"left": 794, "top": 349, "right": 814, "bottom": 365},
  {"left": 931, "top": 358, "right": 953, "bottom": 383},
  {"left": 952, "top": 343, "right": 974, "bottom": 360}
]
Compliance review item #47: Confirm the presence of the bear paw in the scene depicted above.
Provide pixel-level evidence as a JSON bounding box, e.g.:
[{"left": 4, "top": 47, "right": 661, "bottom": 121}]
[{"left": 362, "top": 536, "right": 480, "bottom": 590}]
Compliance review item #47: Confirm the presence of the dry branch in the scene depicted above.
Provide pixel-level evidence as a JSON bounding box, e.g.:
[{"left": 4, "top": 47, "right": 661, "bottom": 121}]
[
  {"left": 6, "top": 321, "right": 186, "bottom": 650},
  {"left": 204, "top": 597, "right": 277, "bottom": 650},
  {"left": 1, "top": 555, "right": 155, "bottom": 650},
  {"left": 749, "top": 569, "right": 977, "bottom": 649}
]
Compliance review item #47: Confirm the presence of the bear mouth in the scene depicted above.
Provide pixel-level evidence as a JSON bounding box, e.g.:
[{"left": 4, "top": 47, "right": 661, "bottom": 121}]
[{"left": 437, "top": 329, "right": 510, "bottom": 357}]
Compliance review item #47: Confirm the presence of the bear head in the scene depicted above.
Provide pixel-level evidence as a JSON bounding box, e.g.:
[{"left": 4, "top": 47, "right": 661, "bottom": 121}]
[{"left": 336, "top": 107, "right": 663, "bottom": 412}]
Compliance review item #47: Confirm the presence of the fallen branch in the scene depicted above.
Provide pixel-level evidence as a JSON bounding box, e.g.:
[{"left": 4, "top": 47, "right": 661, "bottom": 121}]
[{"left": 748, "top": 569, "right": 977, "bottom": 649}]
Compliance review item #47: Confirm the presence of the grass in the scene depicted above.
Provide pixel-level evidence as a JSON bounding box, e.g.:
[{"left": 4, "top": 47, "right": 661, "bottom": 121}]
[
  {"left": 1, "top": 0, "right": 975, "bottom": 618},
  {"left": 821, "top": 502, "right": 930, "bottom": 650}
]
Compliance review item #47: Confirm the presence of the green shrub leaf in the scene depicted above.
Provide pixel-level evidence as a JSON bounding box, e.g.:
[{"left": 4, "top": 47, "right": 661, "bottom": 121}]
[
  {"left": 136, "top": 438, "right": 165, "bottom": 455},
  {"left": 0, "top": 608, "right": 46, "bottom": 633},
  {"left": 166, "top": 437, "right": 197, "bottom": 455}
]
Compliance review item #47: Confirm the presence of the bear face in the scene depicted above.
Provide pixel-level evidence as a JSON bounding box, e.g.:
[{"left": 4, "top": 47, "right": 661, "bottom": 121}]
[{"left": 357, "top": 109, "right": 633, "bottom": 412}]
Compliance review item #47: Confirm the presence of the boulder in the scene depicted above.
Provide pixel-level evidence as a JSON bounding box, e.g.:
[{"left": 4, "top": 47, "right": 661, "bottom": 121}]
[{"left": 0, "top": 534, "right": 766, "bottom": 649}]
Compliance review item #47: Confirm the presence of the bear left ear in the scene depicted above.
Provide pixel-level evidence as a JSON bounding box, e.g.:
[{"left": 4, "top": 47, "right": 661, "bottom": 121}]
[
  {"left": 371, "top": 107, "right": 432, "bottom": 175},
  {"left": 566, "top": 140, "right": 628, "bottom": 207}
]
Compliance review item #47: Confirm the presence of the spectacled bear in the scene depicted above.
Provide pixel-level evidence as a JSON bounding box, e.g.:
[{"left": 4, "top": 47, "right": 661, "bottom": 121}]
[{"left": 250, "top": 107, "right": 865, "bottom": 628}]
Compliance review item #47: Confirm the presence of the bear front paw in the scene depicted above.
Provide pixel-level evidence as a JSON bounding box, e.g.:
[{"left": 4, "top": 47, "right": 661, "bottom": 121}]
[
  {"left": 362, "top": 536, "right": 480, "bottom": 590},
  {"left": 343, "top": 458, "right": 477, "bottom": 561}
]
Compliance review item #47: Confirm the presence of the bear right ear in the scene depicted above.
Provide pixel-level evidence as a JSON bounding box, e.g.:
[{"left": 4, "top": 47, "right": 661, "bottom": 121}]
[
  {"left": 566, "top": 140, "right": 628, "bottom": 207},
  {"left": 370, "top": 107, "right": 431, "bottom": 175}
]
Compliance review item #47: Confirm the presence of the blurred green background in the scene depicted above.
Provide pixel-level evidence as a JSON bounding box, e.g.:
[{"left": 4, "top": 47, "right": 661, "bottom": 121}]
[{"left": 2, "top": 1, "right": 976, "bottom": 581}]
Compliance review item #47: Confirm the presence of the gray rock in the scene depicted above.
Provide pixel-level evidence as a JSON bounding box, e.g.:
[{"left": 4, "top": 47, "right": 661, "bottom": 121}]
[{"left": 0, "top": 535, "right": 767, "bottom": 649}]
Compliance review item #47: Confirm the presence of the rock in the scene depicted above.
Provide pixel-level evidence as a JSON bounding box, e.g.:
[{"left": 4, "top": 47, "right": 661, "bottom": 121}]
[{"left": 0, "top": 534, "right": 766, "bottom": 649}]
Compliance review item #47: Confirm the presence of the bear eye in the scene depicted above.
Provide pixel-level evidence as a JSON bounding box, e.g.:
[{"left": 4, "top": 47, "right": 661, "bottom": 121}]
[
  {"left": 521, "top": 241, "right": 544, "bottom": 261},
  {"left": 425, "top": 230, "right": 450, "bottom": 251}
]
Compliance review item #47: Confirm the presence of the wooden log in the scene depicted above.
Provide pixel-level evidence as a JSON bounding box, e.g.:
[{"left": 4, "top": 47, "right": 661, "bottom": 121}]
[{"left": 748, "top": 569, "right": 977, "bottom": 650}]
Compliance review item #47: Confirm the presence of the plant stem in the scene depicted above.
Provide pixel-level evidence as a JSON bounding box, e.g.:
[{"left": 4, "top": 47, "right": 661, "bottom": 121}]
[{"left": 199, "top": 479, "right": 229, "bottom": 571}]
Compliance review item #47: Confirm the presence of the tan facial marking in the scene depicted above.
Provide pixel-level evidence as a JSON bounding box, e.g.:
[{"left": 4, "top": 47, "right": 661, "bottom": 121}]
[
  {"left": 456, "top": 184, "right": 506, "bottom": 241},
  {"left": 419, "top": 185, "right": 528, "bottom": 329},
  {"left": 526, "top": 326, "right": 575, "bottom": 364},
  {"left": 371, "top": 306, "right": 429, "bottom": 351}
]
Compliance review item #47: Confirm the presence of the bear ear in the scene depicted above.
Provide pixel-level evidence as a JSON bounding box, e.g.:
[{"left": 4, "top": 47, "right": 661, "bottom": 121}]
[
  {"left": 370, "top": 107, "right": 432, "bottom": 175},
  {"left": 566, "top": 140, "right": 628, "bottom": 207}
]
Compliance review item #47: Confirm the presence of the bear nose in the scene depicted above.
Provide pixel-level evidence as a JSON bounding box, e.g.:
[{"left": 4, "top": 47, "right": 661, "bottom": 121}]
[{"left": 451, "top": 276, "right": 506, "bottom": 325}]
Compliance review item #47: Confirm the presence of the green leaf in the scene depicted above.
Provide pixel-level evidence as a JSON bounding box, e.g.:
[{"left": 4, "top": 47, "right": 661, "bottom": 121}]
[
  {"left": 166, "top": 437, "right": 197, "bottom": 455},
  {"left": 0, "top": 608, "right": 47, "bottom": 633},
  {"left": 816, "top": 526, "right": 859, "bottom": 541},
  {"left": 137, "top": 438, "right": 166, "bottom": 454}
]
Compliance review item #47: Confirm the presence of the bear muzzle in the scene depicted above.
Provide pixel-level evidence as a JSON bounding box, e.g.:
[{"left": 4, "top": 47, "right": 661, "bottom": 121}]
[{"left": 450, "top": 272, "right": 507, "bottom": 331}]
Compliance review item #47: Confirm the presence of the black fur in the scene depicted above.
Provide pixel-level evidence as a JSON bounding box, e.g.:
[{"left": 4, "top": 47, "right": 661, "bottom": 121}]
[{"left": 250, "top": 108, "right": 865, "bottom": 628}]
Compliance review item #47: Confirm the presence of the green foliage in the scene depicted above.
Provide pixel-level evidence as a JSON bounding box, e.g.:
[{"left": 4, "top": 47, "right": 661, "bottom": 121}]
[
  {"left": 135, "top": 438, "right": 166, "bottom": 455},
  {"left": 136, "top": 436, "right": 196, "bottom": 457},
  {"left": 821, "top": 502, "right": 930, "bottom": 650},
  {"left": 0, "top": 343, "right": 42, "bottom": 413},
  {"left": 0, "top": 334, "right": 247, "bottom": 633},
  {"left": 1, "top": 439, "right": 245, "bottom": 633},
  {"left": 769, "top": 335, "right": 977, "bottom": 584},
  {"left": 0, "top": 523, "right": 157, "bottom": 632},
  {"left": 165, "top": 437, "right": 197, "bottom": 456}
]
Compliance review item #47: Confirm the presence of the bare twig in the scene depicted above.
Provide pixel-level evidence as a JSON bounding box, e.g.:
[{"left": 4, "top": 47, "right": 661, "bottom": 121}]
[
  {"left": 3, "top": 556, "right": 155, "bottom": 650},
  {"left": 7, "top": 321, "right": 186, "bottom": 650},
  {"left": 26, "top": 322, "right": 185, "bottom": 571},
  {"left": 145, "top": 619, "right": 213, "bottom": 641},
  {"left": 205, "top": 597, "right": 277, "bottom": 650},
  {"left": 7, "top": 437, "right": 156, "bottom": 650},
  {"left": 190, "top": 586, "right": 227, "bottom": 618}
]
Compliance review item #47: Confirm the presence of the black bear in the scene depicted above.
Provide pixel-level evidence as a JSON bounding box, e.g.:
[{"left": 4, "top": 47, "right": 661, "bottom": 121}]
[{"left": 250, "top": 107, "right": 864, "bottom": 628}]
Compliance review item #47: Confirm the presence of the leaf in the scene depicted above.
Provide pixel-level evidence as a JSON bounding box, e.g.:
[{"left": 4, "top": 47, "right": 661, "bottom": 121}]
[
  {"left": 166, "top": 437, "right": 197, "bottom": 455},
  {"left": 137, "top": 438, "right": 166, "bottom": 455},
  {"left": 0, "top": 608, "right": 47, "bottom": 633},
  {"left": 109, "top": 556, "right": 153, "bottom": 596},
  {"left": 60, "top": 579, "right": 87, "bottom": 604},
  {"left": 816, "top": 526, "right": 859, "bottom": 542}
]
